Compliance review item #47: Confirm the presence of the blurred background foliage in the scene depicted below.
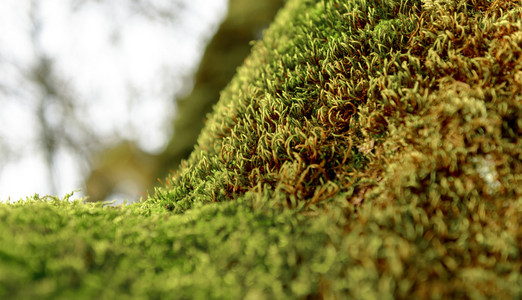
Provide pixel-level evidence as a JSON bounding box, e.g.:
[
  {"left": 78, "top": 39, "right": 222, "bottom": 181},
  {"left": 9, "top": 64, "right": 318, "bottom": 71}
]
[{"left": 85, "top": 0, "right": 284, "bottom": 202}]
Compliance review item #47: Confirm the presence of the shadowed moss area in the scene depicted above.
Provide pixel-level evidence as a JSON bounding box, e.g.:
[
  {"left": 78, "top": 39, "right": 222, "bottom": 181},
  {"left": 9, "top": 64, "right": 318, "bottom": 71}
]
[{"left": 1, "top": 0, "right": 521, "bottom": 298}]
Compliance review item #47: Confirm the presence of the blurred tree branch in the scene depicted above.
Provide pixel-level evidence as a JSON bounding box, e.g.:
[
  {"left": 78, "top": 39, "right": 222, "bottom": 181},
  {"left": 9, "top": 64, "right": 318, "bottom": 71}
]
[
  {"left": 70, "top": 0, "right": 186, "bottom": 23},
  {"left": 23, "top": 0, "right": 97, "bottom": 194}
]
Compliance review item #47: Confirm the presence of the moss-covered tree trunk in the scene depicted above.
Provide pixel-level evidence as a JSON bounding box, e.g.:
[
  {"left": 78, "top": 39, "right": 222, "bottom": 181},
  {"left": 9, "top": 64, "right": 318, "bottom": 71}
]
[{"left": 1, "top": 0, "right": 520, "bottom": 299}]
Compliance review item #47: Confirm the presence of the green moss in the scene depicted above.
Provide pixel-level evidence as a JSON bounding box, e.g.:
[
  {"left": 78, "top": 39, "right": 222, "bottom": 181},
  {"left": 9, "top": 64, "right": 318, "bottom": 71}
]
[
  {"left": 0, "top": 193, "right": 348, "bottom": 299},
  {"left": 1, "top": 0, "right": 521, "bottom": 298}
]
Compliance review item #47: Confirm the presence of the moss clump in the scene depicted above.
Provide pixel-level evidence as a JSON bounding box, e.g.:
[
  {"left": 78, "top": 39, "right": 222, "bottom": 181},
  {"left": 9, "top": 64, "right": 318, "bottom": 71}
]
[
  {"left": 0, "top": 194, "right": 341, "bottom": 299},
  {"left": 151, "top": 0, "right": 521, "bottom": 214},
  {"left": 1, "top": 0, "right": 521, "bottom": 298},
  {"left": 149, "top": 0, "right": 521, "bottom": 297}
]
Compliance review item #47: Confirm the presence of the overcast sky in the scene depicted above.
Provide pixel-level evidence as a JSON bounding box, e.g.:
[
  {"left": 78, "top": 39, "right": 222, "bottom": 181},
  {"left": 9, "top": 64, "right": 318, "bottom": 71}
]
[{"left": 0, "top": 0, "right": 228, "bottom": 202}]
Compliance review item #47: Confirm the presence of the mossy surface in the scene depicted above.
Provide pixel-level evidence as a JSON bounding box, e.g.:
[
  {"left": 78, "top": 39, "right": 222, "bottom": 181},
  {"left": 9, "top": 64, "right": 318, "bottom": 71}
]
[
  {"left": 1, "top": 0, "right": 521, "bottom": 298},
  {"left": 1, "top": 194, "right": 340, "bottom": 299}
]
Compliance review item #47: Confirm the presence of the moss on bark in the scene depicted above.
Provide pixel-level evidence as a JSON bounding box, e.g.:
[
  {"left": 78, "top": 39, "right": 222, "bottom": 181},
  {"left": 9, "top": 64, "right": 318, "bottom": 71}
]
[{"left": 1, "top": 0, "right": 521, "bottom": 298}]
